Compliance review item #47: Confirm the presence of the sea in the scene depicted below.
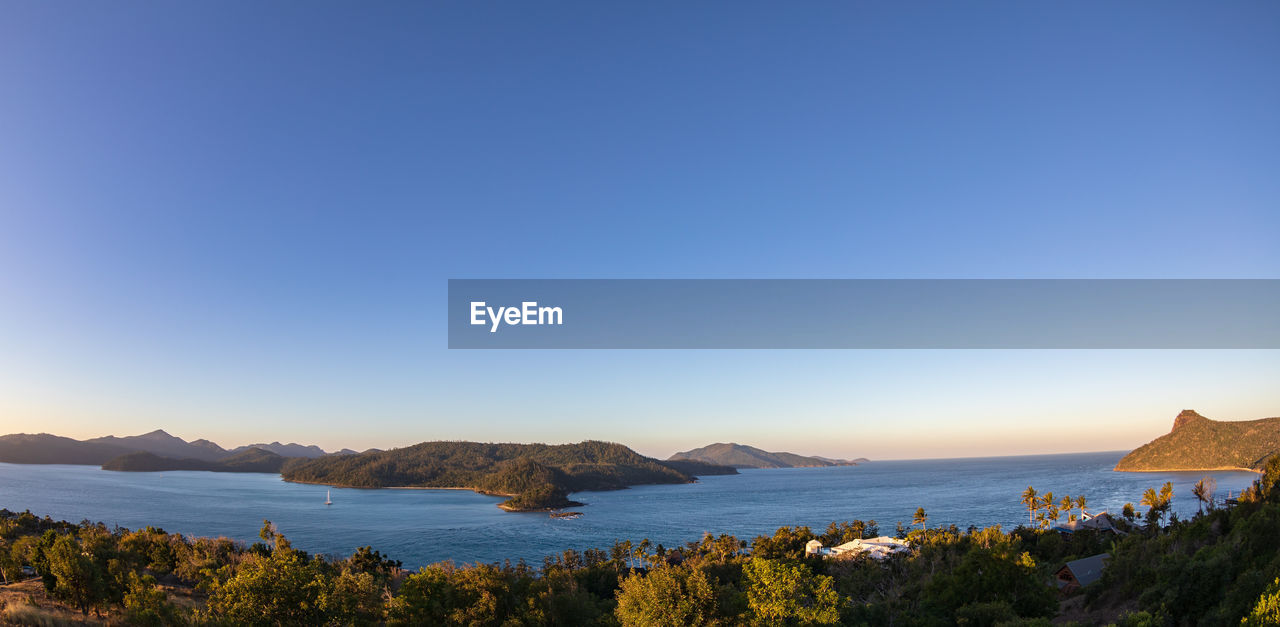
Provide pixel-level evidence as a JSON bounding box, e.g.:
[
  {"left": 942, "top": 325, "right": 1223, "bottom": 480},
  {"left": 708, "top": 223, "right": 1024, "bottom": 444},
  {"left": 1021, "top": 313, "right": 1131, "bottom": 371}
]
[{"left": 0, "top": 451, "right": 1259, "bottom": 569}]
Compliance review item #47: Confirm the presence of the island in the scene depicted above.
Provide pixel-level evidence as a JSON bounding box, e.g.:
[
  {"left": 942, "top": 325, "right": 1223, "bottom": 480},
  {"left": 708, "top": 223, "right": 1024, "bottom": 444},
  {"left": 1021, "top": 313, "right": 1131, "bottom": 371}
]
[
  {"left": 1114, "top": 409, "right": 1280, "bottom": 472},
  {"left": 101, "top": 448, "right": 295, "bottom": 474},
  {"left": 669, "top": 442, "right": 868, "bottom": 469},
  {"left": 281, "top": 440, "right": 737, "bottom": 512}
]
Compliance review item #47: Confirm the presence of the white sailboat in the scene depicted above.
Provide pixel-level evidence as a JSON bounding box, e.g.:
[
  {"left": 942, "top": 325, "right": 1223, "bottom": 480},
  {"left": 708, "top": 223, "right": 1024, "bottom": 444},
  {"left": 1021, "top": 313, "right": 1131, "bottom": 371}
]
[{"left": 325, "top": 489, "right": 332, "bottom": 506}]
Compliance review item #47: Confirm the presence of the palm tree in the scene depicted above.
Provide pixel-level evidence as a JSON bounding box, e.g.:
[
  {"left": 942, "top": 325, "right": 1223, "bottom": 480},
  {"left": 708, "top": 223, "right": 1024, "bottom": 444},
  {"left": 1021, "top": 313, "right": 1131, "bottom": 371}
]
[
  {"left": 1192, "top": 477, "right": 1216, "bottom": 514},
  {"left": 634, "top": 539, "right": 651, "bottom": 570},
  {"left": 1040, "top": 492, "right": 1056, "bottom": 528},
  {"left": 1075, "top": 495, "right": 1087, "bottom": 518},
  {"left": 1140, "top": 487, "right": 1159, "bottom": 514},
  {"left": 1021, "top": 486, "right": 1039, "bottom": 525},
  {"left": 1141, "top": 483, "right": 1173, "bottom": 528},
  {"left": 913, "top": 507, "right": 928, "bottom": 531},
  {"left": 618, "top": 540, "right": 633, "bottom": 569},
  {"left": 1059, "top": 495, "right": 1073, "bottom": 520}
]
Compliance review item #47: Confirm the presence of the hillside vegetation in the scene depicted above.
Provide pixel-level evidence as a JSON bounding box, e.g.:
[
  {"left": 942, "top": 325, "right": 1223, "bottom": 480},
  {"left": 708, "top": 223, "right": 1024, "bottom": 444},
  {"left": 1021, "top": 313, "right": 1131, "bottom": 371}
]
[
  {"left": 282, "top": 440, "right": 734, "bottom": 511},
  {"left": 5, "top": 455, "right": 1280, "bottom": 625},
  {"left": 1115, "top": 410, "right": 1280, "bottom": 472},
  {"left": 670, "top": 442, "right": 866, "bottom": 469},
  {"left": 101, "top": 448, "right": 295, "bottom": 473}
]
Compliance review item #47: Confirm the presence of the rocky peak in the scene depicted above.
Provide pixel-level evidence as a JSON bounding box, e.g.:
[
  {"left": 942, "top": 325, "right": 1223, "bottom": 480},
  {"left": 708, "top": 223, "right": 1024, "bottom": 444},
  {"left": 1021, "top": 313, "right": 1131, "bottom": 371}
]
[{"left": 1172, "top": 409, "right": 1206, "bottom": 432}]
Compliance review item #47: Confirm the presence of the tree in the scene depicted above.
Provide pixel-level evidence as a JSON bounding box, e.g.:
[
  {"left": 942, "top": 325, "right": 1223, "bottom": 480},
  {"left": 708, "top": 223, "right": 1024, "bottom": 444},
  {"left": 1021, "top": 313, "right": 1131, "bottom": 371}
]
[
  {"left": 122, "top": 572, "right": 183, "bottom": 626},
  {"left": 913, "top": 508, "right": 928, "bottom": 531},
  {"left": 46, "top": 534, "right": 109, "bottom": 616},
  {"left": 1243, "top": 577, "right": 1280, "bottom": 626},
  {"left": 1059, "top": 495, "right": 1073, "bottom": 520},
  {"left": 924, "top": 548, "right": 1057, "bottom": 620},
  {"left": 634, "top": 539, "right": 653, "bottom": 570},
  {"left": 615, "top": 566, "right": 720, "bottom": 626},
  {"left": 319, "top": 570, "right": 384, "bottom": 625},
  {"left": 385, "top": 566, "right": 452, "bottom": 625},
  {"left": 1121, "top": 502, "right": 1137, "bottom": 524},
  {"left": 750, "top": 527, "right": 817, "bottom": 560},
  {"left": 1039, "top": 492, "right": 1056, "bottom": 529},
  {"left": 1021, "top": 486, "right": 1038, "bottom": 526},
  {"left": 742, "top": 559, "right": 840, "bottom": 625},
  {"left": 1075, "top": 494, "right": 1087, "bottom": 518},
  {"left": 1191, "top": 477, "right": 1216, "bottom": 514},
  {"left": 202, "top": 523, "right": 326, "bottom": 624},
  {"left": 1140, "top": 482, "right": 1174, "bottom": 529},
  {"left": 0, "top": 542, "right": 21, "bottom": 584}
]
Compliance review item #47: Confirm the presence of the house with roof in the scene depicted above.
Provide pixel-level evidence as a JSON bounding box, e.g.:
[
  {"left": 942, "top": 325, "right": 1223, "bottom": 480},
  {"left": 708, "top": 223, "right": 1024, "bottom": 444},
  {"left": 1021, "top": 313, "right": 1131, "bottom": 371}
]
[
  {"left": 1055, "top": 553, "right": 1110, "bottom": 595},
  {"left": 1052, "top": 511, "right": 1125, "bottom": 535}
]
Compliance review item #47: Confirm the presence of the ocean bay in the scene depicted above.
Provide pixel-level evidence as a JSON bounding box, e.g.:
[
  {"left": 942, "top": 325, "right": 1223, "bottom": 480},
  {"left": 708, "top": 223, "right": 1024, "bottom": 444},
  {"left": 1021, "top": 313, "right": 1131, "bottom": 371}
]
[{"left": 1, "top": 451, "right": 1257, "bottom": 569}]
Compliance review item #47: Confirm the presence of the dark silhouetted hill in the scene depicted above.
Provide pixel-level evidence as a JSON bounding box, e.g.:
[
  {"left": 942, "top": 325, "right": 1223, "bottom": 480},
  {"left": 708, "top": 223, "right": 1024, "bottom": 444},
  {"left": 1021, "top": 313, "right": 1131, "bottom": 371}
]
[
  {"left": 228, "top": 442, "right": 331, "bottom": 458},
  {"left": 0, "top": 434, "right": 133, "bottom": 465},
  {"left": 0, "top": 429, "right": 347, "bottom": 465},
  {"left": 102, "top": 447, "right": 293, "bottom": 473}
]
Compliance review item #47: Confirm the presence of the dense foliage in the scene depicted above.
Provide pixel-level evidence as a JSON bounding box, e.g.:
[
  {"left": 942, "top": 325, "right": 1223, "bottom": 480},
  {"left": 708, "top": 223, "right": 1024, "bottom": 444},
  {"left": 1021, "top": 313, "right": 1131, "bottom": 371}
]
[
  {"left": 2, "top": 455, "right": 1278, "bottom": 625},
  {"left": 1089, "top": 453, "right": 1280, "bottom": 625},
  {"left": 282, "top": 440, "right": 733, "bottom": 511}
]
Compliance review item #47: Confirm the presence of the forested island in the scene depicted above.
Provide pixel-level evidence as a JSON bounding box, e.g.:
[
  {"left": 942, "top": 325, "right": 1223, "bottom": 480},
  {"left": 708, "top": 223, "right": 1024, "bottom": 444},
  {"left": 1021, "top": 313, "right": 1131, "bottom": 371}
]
[
  {"left": 670, "top": 442, "right": 868, "bottom": 468},
  {"left": 101, "top": 448, "right": 293, "bottom": 474},
  {"left": 1115, "top": 410, "right": 1280, "bottom": 472},
  {"left": 3, "top": 455, "right": 1278, "bottom": 624},
  {"left": 281, "top": 441, "right": 737, "bottom": 511}
]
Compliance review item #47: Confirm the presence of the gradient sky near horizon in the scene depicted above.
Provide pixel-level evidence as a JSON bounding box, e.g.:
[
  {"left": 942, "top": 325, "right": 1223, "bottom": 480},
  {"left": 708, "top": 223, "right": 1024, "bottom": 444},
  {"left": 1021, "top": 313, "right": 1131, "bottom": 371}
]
[{"left": 1, "top": 2, "right": 1278, "bottom": 460}]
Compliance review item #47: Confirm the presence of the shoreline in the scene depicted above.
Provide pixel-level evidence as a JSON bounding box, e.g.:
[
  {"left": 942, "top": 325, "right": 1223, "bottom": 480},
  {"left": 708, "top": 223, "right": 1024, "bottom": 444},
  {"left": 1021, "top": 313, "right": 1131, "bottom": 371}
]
[
  {"left": 284, "top": 477, "right": 515, "bottom": 496},
  {"left": 284, "top": 477, "right": 587, "bottom": 512},
  {"left": 1114, "top": 466, "right": 1262, "bottom": 474}
]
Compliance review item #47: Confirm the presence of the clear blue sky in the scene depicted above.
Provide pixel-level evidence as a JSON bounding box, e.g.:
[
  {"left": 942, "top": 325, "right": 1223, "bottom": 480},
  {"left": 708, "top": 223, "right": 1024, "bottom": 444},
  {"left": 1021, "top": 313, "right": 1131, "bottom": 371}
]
[{"left": 1, "top": 2, "right": 1277, "bottom": 459}]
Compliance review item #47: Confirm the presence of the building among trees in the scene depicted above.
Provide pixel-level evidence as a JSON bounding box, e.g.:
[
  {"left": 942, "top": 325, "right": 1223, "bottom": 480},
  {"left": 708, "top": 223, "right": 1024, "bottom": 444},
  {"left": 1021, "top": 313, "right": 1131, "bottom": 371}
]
[{"left": 1055, "top": 553, "right": 1110, "bottom": 595}]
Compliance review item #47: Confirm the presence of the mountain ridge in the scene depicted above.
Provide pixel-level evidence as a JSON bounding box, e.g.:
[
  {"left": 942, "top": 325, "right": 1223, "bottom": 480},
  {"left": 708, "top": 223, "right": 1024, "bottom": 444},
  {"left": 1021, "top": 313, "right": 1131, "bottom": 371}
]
[
  {"left": 1114, "top": 410, "right": 1280, "bottom": 472},
  {"left": 0, "top": 430, "right": 349, "bottom": 466}
]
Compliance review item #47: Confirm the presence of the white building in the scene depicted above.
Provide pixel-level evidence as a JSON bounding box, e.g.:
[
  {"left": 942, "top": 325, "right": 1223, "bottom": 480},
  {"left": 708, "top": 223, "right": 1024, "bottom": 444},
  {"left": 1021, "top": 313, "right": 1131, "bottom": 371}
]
[{"left": 806, "top": 536, "right": 911, "bottom": 560}]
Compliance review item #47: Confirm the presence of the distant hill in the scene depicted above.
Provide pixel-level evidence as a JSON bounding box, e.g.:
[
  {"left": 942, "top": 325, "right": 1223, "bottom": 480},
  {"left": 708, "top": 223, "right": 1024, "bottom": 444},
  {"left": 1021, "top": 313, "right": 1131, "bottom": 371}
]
[
  {"left": 1115, "top": 410, "right": 1280, "bottom": 472},
  {"left": 282, "top": 440, "right": 737, "bottom": 512},
  {"left": 227, "top": 442, "right": 330, "bottom": 459},
  {"left": 0, "top": 430, "right": 348, "bottom": 466},
  {"left": 669, "top": 443, "right": 867, "bottom": 469},
  {"left": 87, "top": 429, "right": 228, "bottom": 461},
  {"left": 102, "top": 447, "right": 294, "bottom": 473},
  {"left": 0, "top": 434, "right": 133, "bottom": 465}
]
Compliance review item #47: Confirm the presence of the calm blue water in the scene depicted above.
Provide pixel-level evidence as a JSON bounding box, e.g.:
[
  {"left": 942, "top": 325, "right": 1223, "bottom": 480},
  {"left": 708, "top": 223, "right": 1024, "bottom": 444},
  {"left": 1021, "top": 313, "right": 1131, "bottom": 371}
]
[{"left": 0, "top": 452, "right": 1258, "bottom": 569}]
